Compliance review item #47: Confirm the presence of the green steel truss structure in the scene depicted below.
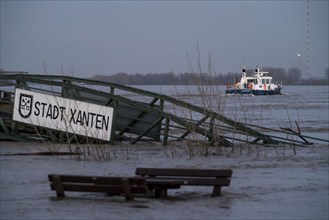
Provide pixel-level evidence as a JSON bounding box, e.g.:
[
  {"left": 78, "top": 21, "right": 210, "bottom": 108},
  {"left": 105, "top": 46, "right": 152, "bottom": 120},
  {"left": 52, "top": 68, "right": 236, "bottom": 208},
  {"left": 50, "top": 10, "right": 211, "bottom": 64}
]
[{"left": 0, "top": 73, "right": 320, "bottom": 147}]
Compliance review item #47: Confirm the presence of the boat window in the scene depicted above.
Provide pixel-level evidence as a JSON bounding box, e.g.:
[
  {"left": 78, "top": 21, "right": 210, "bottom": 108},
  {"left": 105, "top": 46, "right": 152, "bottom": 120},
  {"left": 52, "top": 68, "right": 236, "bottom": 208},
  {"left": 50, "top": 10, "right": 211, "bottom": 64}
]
[
  {"left": 262, "top": 79, "right": 265, "bottom": 84},
  {"left": 266, "top": 79, "right": 269, "bottom": 84}
]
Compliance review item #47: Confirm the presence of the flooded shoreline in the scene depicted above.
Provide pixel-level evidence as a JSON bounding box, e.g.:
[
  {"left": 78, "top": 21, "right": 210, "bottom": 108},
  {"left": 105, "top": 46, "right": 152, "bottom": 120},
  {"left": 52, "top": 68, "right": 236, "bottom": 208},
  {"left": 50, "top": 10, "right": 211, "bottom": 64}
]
[{"left": 1, "top": 141, "right": 328, "bottom": 219}]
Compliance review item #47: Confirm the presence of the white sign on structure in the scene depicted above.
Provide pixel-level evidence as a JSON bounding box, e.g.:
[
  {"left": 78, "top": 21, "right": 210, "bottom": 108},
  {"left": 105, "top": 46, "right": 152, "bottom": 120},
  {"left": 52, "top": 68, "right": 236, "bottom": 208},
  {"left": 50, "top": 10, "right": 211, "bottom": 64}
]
[{"left": 13, "top": 88, "right": 114, "bottom": 141}]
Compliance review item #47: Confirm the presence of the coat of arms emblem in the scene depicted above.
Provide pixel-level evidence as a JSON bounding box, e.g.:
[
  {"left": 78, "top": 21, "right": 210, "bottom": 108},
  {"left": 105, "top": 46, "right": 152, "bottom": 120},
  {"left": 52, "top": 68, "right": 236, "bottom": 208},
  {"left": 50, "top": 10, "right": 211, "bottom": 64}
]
[{"left": 19, "top": 93, "right": 33, "bottom": 118}]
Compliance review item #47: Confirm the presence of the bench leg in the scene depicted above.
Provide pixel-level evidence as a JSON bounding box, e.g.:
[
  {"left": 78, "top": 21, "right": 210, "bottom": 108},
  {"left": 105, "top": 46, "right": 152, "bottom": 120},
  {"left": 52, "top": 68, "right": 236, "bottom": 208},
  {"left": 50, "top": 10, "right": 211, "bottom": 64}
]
[
  {"left": 154, "top": 189, "right": 168, "bottom": 198},
  {"left": 121, "top": 178, "right": 134, "bottom": 201},
  {"left": 53, "top": 175, "right": 65, "bottom": 197},
  {"left": 212, "top": 186, "right": 221, "bottom": 197}
]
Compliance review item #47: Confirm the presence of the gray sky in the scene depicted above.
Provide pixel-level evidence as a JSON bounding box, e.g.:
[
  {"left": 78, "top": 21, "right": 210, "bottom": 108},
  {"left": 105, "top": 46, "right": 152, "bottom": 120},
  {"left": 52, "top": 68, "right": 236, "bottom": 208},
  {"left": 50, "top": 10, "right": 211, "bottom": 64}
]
[{"left": 1, "top": 1, "right": 328, "bottom": 78}]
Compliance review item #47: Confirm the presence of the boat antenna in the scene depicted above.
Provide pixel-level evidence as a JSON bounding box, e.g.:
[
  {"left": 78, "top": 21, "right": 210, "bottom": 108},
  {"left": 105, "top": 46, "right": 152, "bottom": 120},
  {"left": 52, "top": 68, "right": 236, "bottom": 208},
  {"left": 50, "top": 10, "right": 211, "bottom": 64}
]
[{"left": 306, "top": 0, "right": 311, "bottom": 78}]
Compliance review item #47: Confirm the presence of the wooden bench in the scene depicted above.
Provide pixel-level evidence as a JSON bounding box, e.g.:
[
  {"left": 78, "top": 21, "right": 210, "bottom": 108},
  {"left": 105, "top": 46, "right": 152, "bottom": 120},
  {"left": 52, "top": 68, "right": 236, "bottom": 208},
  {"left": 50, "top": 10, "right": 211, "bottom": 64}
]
[
  {"left": 48, "top": 174, "right": 149, "bottom": 201},
  {"left": 136, "top": 168, "right": 233, "bottom": 197}
]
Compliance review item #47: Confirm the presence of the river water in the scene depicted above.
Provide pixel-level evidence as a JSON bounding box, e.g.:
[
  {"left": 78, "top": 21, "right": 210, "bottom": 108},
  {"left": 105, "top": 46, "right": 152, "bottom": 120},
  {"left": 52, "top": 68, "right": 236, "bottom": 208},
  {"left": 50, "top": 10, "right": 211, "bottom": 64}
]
[
  {"left": 0, "top": 84, "right": 328, "bottom": 220},
  {"left": 127, "top": 85, "right": 329, "bottom": 142}
]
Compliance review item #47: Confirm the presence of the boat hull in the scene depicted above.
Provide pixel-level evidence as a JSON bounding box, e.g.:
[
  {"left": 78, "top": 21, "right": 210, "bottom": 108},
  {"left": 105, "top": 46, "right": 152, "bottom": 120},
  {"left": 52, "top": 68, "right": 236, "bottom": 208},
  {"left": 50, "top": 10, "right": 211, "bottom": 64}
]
[{"left": 225, "top": 89, "right": 281, "bottom": 95}]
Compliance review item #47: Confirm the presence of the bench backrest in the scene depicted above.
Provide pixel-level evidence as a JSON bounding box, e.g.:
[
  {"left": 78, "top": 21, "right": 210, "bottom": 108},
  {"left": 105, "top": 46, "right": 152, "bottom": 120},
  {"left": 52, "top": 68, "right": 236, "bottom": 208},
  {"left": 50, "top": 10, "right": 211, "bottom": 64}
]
[
  {"left": 135, "top": 168, "right": 232, "bottom": 178},
  {"left": 48, "top": 174, "right": 149, "bottom": 198},
  {"left": 48, "top": 174, "right": 146, "bottom": 185}
]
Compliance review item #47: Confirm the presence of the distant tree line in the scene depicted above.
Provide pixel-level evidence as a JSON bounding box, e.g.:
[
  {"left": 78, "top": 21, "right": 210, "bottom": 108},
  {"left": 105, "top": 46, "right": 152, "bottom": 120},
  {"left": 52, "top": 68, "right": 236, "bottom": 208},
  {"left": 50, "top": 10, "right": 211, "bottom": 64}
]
[
  {"left": 261, "top": 67, "right": 329, "bottom": 85},
  {"left": 90, "top": 67, "right": 329, "bottom": 85},
  {"left": 1, "top": 67, "right": 327, "bottom": 85},
  {"left": 90, "top": 72, "right": 224, "bottom": 85}
]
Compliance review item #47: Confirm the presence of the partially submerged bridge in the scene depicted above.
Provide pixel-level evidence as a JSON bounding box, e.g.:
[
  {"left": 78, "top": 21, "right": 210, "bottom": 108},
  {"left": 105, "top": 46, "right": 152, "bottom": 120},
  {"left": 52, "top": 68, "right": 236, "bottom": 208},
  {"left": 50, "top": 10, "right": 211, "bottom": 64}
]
[{"left": 0, "top": 72, "right": 321, "bottom": 147}]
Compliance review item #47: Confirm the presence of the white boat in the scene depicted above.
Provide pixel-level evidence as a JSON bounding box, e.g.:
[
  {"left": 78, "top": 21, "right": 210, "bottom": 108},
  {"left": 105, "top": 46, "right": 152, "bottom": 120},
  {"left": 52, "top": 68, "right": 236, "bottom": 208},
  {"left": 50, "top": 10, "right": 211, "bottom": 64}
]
[{"left": 225, "top": 66, "right": 283, "bottom": 95}]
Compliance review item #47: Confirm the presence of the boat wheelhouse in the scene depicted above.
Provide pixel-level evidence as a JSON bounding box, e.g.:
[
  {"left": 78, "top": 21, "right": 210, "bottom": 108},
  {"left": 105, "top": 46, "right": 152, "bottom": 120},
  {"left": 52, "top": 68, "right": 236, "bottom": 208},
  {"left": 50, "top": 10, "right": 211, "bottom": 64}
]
[{"left": 225, "top": 66, "right": 283, "bottom": 95}]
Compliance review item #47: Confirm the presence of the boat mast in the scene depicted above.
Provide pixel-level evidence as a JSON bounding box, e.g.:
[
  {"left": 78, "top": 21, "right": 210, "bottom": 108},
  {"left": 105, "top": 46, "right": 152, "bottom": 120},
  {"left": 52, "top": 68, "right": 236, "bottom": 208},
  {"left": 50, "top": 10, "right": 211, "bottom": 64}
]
[{"left": 242, "top": 57, "right": 246, "bottom": 78}]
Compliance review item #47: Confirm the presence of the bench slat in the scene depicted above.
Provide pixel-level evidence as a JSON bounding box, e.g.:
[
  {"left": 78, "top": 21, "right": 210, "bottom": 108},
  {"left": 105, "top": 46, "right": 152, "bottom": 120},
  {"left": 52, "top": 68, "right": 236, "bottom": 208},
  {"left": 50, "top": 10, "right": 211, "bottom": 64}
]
[
  {"left": 48, "top": 174, "right": 146, "bottom": 185},
  {"left": 135, "top": 168, "right": 232, "bottom": 178},
  {"left": 50, "top": 183, "right": 149, "bottom": 194},
  {"left": 49, "top": 175, "right": 120, "bottom": 184},
  {"left": 145, "top": 177, "right": 230, "bottom": 186}
]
